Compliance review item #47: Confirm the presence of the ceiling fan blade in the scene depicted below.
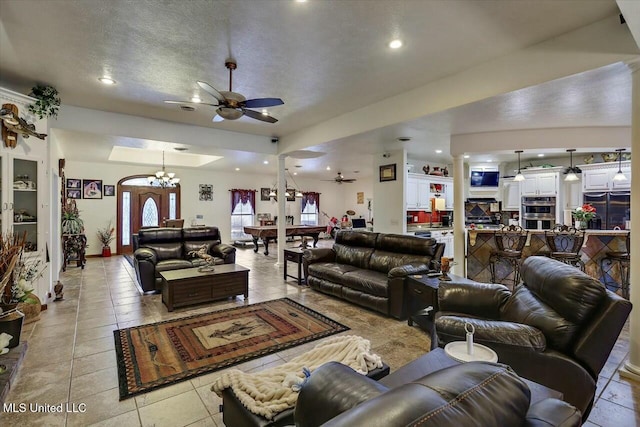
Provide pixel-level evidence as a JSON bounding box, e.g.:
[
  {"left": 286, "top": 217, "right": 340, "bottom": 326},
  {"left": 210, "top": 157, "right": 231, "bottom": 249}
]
[
  {"left": 342, "top": 179, "right": 356, "bottom": 183},
  {"left": 197, "top": 81, "right": 227, "bottom": 104},
  {"left": 243, "top": 108, "right": 278, "bottom": 123},
  {"left": 241, "top": 98, "right": 284, "bottom": 108},
  {"left": 212, "top": 114, "right": 224, "bottom": 122},
  {"left": 164, "top": 100, "right": 219, "bottom": 107}
]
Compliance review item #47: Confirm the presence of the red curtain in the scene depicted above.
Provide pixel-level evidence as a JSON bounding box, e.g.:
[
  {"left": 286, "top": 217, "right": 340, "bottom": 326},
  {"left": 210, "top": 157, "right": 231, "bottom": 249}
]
[
  {"left": 230, "top": 189, "right": 256, "bottom": 212},
  {"left": 301, "top": 192, "right": 320, "bottom": 213}
]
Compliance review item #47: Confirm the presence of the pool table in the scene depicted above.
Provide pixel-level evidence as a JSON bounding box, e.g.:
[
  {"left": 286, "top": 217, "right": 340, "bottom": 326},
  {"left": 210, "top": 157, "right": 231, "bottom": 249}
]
[{"left": 243, "top": 225, "right": 326, "bottom": 255}]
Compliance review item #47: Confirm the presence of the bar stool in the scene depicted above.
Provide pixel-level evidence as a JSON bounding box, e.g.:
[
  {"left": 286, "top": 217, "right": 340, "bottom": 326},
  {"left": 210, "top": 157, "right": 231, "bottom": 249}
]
[
  {"left": 489, "top": 225, "right": 529, "bottom": 288},
  {"left": 600, "top": 232, "right": 630, "bottom": 299},
  {"left": 544, "top": 224, "right": 585, "bottom": 271}
]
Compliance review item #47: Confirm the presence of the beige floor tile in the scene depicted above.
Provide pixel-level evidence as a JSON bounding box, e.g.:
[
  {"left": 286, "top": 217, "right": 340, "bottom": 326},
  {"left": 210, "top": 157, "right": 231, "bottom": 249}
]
[
  {"left": 87, "top": 410, "right": 141, "bottom": 427},
  {"left": 138, "top": 390, "right": 210, "bottom": 427},
  {"left": 66, "top": 387, "right": 137, "bottom": 427},
  {"left": 8, "top": 376, "right": 70, "bottom": 406},
  {"left": 74, "top": 336, "right": 115, "bottom": 358},
  {"left": 72, "top": 350, "right": 117, "bottom": 377},
  {"left": 0, "top": 409, "right": 66, "bottom": 427},
  {"left": 186, "top": 416, "right": 217, "bottom": 427},
  {"left": 134, "top": 380, "right": 194, "bottom": 408},
  {"left": 195, "top": 383, "right": 223, "bottom": 416},
  {"left": 75, "top": 324, "right": 119, "bottom": 343},
  {"left": 587, "top": 397, "right": 640, "bottom": 426},
  {"left": 76, "top": 315, "right": 118, "bottom": 330},
  {"left": 70, "top": 366, "right": 119, "bottom": 400}
]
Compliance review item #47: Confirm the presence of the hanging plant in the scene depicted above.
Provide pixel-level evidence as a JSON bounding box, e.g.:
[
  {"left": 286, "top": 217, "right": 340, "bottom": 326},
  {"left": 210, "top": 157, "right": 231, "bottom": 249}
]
[{"left": 27, "top": 85, "right": 61, "bottom": 119}]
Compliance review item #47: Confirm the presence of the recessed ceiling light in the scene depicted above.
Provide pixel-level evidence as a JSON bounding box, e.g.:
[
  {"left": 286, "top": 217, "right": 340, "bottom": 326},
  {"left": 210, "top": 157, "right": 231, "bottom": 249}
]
[
  {"left": 295, "top": 0, "right": 307, "bottom": 2},
  {"left": 293, "top": 172, "right": 298, "bottom": 175},
  {"left": 98, "top": 77, "right": 115, "bottom": 85},
  {"left": 263, "top": 160, "right": 269, "bottom": 165},
  {"left": 463, "top": 155, "right": 470, "bottom": 159},
  {"left": 537, "top": 153, "right": 545, "bottom": 157},
  {"left": 235, "top": 167, "right": 240, "bottom": 171},
  {"left": 191, "top": 96, "right": 202, "bottom": 103},
  {"left": 261, "top": 109, "right": 268, "bottom": 116},
  {"left": 435, "top": 149, "right": 443, "bottom": 154},
  {"left": 326, "top": 166, "right": 331, "bottom": 171},
  {"left": 389, "top": 39, "right": 403, "bottom": 49}
]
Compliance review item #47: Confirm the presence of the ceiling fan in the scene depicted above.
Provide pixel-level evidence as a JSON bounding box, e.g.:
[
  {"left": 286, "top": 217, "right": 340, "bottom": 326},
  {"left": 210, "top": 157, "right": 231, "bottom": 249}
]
[
  {"left": 323, "top": 172, "right": 357, "bottom": 184},
  {"left": 164, "top": 59, "right": 284, "bottom": 123}
]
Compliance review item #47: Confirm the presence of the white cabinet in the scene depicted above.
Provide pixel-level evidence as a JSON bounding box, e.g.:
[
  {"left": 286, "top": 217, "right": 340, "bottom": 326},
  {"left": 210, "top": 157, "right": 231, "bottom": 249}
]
[
  {"left": 406, "top": 174, "right": 432, "bottom": 211},
  {"left": 431, "top": 229, "right": 454, "bottom": 259},
  {"left": 581, "top": 161, "right": 631, "bottom": 192},
  {"left": 502, "top": 179, "right": 520, "bottom": 210},
  {"left": 406, "top": 175, "right": 419, "bottom": 209},
  {"left": 566, "top": 180, "right": 582, "bottom": 210},
  {"left": 417, "top": 179, "right": 431, "bottom": 211},
  {"left": 425, "top": 175, "right": 454, "bottom": 210},
  {"left": 521, "top": 172, "right": 558, "bottom": 196}
]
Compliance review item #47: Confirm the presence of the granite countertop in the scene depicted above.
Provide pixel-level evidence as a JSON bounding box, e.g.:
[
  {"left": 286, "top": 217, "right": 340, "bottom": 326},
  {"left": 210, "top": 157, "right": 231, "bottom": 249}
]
[
  {"left": 407, "top": 224, "right": 454, "bottom": 232},
  {"left": 466, "top": 228, "right": 629, "bottom": 234}
]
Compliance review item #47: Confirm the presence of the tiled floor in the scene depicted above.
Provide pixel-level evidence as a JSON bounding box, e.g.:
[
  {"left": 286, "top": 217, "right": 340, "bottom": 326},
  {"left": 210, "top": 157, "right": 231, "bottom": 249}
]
[{"left": 1, "top": 240, "right": 638, "bottom": 426}]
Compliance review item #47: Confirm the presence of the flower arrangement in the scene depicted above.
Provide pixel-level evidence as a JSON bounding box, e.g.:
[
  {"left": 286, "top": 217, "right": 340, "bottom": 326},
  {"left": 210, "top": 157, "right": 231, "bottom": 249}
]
[
  {"left": 28, "top": 84, "right": 61, "bottom": 119},
  {"left": 8, "top": 259, "right": 43, "bottom": 304},
  {"left": 572, "top": 204, "right": 596, "bottom": 222},
  {"left": 97, "top": 222, "right": 115, "bottom": 248}
]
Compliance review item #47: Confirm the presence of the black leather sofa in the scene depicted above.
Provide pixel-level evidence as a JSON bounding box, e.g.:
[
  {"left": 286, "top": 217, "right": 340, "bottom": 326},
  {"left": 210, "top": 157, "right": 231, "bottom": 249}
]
[
  {"left": 303, "top": 231, "right": 444, "bottom": 319},
  {"left": 294, "top": 360, "right": 581, "bottom": 427},
  {"left": 433, "top": 256, "right": 632, "bottom": 421},
  {"left": 133, "top": 227, "right": 236, "bottom": 292}
]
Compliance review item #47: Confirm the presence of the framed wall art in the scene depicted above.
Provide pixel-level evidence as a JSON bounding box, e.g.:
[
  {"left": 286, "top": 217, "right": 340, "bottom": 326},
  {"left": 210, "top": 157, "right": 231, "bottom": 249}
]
[
  {"left": 104, "top": 185, "right": 115, "bottom": 196},
  {"left": 82, "top": 179, "right": 102, "bottom": 199},
  {"left": 66, "top": 178, "right": 81, "bottom": 189},
  {"left": 66, "top": 189, "right": 81, "bottom": 199},
  {"left": 379, "top": 163, "right": 396, "bottom": 182},
  {"left": 260, "top": 187, "right": 272, "bottom": 201},
  {"left": 286, "top": 189, "right": 296, "bottom": 202},
  {"left": 199, "top": 184, "right": 213, "bottom": 201}
]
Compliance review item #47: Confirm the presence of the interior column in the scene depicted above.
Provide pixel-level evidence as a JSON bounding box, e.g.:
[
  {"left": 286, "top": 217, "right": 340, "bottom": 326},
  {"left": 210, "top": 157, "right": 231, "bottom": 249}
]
[
  {"left": 620, "top": 59, "right": 640, "bottom": 381},
  {"left": 452, "top": 154, "right": 466, "bottom": 277},
  {"left": 276, "top": 155, "right": 286, "bottom": 266}
]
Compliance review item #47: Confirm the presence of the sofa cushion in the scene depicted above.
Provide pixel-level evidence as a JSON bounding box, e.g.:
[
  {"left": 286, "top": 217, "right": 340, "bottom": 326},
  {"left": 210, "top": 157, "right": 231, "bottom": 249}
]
[
  {"left": 308, "top": 262, "right": 361, "bottom": 283},
  {"left": 156, "top": 259, "right": 194, "bottom": 272},
  {"left": 334, "top": 245, "right": 374, "bottom": 270},
  {"left": 341, "top": 269, "right": 388, "bottom": 297},
  {"left": 138, "top": 228, "right": 183, "bottom": 244},
  {"left": 143, "top": 243, "right": 183, "bottom": 261},
  {"left": 501, "top": 285, "right": 578, "bottom": 352},
  {"left": 520, "top": 256, "right": 606, "bottom": 326},
  {"left": 375, "top": 234, "right": 438, "bottom": 257},
  {"left": 183, "top": 226, "right": 221, "bottom": 241},
  {"left": 184, "top": 240, "right": 221, "bottom": 258},
  {"left": 369, "top": 251, "right": 432, "bottom": 275}
]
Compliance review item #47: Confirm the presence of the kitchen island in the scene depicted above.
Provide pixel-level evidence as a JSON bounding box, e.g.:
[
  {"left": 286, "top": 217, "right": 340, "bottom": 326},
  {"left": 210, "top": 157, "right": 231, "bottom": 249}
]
[{"left": 466, "top": 228, "right": 629, "bottom": 295}]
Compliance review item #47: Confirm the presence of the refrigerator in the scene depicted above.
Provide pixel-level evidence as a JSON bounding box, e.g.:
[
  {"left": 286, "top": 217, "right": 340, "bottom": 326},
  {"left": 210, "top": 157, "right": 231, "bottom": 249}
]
[{"left": 583, "top": 192, "right": 631, "bottom": 230}]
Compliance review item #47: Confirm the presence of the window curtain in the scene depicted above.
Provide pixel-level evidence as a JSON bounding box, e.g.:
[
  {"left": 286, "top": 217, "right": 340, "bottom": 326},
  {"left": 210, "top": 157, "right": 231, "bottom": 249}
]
[
  {"left": 301, "top": 192, "right": 320, "bottom": 212},
  {"left": 230, "top": 189, "right": 256, "bottom": 212}
]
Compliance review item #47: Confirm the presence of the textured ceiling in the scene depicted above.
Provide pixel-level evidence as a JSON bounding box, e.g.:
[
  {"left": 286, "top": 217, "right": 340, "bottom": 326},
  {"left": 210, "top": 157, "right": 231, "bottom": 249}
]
[{"left": 0, "top": 0, "right": 633, "bottom": 179}]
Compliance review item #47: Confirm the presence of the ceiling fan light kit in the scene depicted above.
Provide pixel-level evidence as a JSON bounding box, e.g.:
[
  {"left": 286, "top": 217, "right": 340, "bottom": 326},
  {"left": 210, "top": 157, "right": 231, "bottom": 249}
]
[{"left": 165, "top": 59, "right": 283, "bottom": 123}]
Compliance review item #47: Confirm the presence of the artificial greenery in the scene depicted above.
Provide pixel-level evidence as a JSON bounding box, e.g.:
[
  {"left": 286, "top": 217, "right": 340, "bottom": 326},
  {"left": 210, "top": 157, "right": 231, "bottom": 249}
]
[
  {"left": 62, "top": 200, "right": 84, "bottom": 235},
  {"left": 96, "top": 222, "right": 115, "bottom": 248},
  {"left": 28, "top": 84, "right": 61, "bottom": 119}
]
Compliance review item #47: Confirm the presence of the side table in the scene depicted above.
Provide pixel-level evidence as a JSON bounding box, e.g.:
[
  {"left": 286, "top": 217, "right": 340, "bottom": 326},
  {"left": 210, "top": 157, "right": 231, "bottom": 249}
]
[
  {"left": 62, "top": 234, "right": 87, "bottom": 271},
  {"left": 284, "top": 248, "right": 304, "bottom": 285}
]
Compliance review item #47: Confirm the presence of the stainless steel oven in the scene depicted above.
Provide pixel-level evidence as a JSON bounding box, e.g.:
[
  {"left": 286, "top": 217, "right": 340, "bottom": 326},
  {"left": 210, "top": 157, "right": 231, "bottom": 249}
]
[{"left": 522, "top": 196, "right": 556, "bottom": 230}]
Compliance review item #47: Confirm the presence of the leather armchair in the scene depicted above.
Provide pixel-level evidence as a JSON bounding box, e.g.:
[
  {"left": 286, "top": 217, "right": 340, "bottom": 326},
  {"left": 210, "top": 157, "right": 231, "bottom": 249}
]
[
  {"left": 294, "top": 361, "right": 581, "bottom": 427},
  {"left": 433, "top": 256, "right": 632, "bottom": 421}
]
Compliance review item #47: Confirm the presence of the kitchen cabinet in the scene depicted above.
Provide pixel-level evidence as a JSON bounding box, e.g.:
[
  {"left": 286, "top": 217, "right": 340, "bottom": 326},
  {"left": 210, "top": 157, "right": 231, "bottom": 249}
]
[
  {"left": 431, "top": 229, "right": 454, "bottom": 259},
  {"left": 502, "top": 179, "right": 520, "bottom": 210},
  {"left": 406, "top": 175, "right": 418, "bottom": 209},
  {"left": 406, "top": 174, "right": 432, "bottom": 211},
  {"left": 566, "top": 180, "right": 582, "bottom": 210},
  {"left": 521, "top": 172, "right": 558, "bottom": 196},
  {"left": 581, "top": 161, "right": 631, "bottom": 192},
  {"left": 426, "top": 175, "right": 454, "bottom": 211}
]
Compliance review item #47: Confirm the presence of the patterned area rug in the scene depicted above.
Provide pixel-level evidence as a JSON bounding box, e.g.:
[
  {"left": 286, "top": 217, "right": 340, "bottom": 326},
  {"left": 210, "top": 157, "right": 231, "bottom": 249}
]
[{"left": 114, "top": 298, "right": 349, "bottom": 399}]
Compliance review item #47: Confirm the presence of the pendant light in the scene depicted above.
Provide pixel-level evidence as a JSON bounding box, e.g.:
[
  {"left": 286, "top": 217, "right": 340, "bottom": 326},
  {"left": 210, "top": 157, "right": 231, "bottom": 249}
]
[
  {"left": 513, "top": 150, "right": 525, "bottom": 182},
  {"left": 564, "top": 149, "right": 579, "bottom": 181},
  {"left": 612, "top": 148, "right": 627, "bottom": 182},
  {"left": 147, "top": 151, "right": 180, "bottom": 187}
]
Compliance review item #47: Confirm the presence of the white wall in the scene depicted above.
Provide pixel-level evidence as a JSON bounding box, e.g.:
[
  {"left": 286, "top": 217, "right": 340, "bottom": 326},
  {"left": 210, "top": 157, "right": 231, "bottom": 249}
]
[
  {"left": 63, "top": 160, "right": 356, "bottom": 254},
  {"left": 373, "top": 150, "right": 406, "bottom": 234}
]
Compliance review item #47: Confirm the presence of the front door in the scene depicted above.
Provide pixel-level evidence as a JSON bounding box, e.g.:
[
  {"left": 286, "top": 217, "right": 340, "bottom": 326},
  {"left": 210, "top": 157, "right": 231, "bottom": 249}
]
[{"left": 117, "top": 176, "right": 181, "bottom": 255}]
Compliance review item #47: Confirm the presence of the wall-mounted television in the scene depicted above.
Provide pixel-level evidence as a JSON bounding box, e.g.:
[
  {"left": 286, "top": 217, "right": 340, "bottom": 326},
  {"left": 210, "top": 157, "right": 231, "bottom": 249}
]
[{"left": 470, "top": 171, "right": 500, "bottom": 187}]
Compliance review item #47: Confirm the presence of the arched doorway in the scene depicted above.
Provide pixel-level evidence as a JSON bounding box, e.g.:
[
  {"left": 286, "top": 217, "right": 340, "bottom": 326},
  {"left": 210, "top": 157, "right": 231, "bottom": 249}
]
[{"left": 117, "top": 175, "right": 181, "bottom": 254}]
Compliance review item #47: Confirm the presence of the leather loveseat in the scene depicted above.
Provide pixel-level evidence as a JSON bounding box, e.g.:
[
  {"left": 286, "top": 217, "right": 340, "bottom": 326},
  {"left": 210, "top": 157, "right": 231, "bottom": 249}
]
[
  {"left": 433, "top": 256, "right": 632, "bottom": 421},
  {"left": 294, "top": 360, "right": 581, "bottom": 427},
  {"left": 303, "top": 231, "right": 444, "bottom": 319},
  {"left": 133, "top": 226, "right": 236, "bottom": 292}
]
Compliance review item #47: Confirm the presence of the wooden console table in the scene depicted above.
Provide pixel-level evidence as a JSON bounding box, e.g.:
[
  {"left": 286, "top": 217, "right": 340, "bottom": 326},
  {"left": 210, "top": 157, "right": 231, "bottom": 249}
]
[{"left": 62, "top": 234, "right": 87, "bottom": 271}]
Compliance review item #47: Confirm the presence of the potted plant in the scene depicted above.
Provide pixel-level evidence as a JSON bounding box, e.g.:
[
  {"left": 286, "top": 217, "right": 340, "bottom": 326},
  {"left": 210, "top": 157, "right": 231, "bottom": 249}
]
[
  {"left": 97, "top": 222, "right": 115, "bottom": 257},
  {"left": 62, "top": 200, "right": 84, "bottom": 235},
  {"left": 572, "top": 203, "right": 596, "bottom": 229},
  {"left": 27, "top": 84, "right": 61, "bottom": 119}
]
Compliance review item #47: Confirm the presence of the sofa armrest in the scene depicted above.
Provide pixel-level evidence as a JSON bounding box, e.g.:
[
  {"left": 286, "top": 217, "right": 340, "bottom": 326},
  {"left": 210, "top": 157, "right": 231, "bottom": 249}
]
[
  {"left": 303, "top": 248, "right": 336, "bottom": 280},
  {"left": 294, "top": 362, "right": 388, "bottom": 427},
  {"left": 435, "top": 314, "right": 546, "bottom": 352},
  {"left": 134, "top": 247, "right": 157, "bottom": 264},
  {"left": 525, "top": 398, "right": 582, "bottom": 427},
  {"left": 211, "top": 243, "right": 236, "bottom": 264},
  {"left": 438, "top": 281, "right": 511, "bottom": 319},
  {"left": 388, "top": 263, "right": 430, "bottom": 278}
]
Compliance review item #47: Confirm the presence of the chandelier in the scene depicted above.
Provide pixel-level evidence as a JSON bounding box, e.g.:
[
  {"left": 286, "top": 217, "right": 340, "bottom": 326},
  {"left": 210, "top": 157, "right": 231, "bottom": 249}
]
[{"left": 147, "top": 151, "right": 180, "bottom": 187}]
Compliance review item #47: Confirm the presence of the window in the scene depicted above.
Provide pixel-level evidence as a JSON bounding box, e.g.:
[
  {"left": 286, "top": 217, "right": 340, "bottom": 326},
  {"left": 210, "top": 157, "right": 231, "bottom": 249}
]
[
  {"left": 169, "top": 193, "right": 177, "bottom": 219},
  {"left": 122, "top": 191, "right": 130, "bottom": 246},
  {"left": 142, "top": 198, "right": 159, "bottom": 227},
  {"left": 301, "top": 192, "right": 320, "bottom": 225},
  {"left": 231, "top": 200, "right": 254, "bottom": 240}
]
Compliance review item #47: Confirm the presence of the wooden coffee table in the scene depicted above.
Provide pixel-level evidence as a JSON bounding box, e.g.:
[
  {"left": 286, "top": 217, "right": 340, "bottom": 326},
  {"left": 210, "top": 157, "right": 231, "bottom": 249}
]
[
  {"left": 380, "top": 348, "right": 562, "bottom": 404},
  {"left": 160, "top": 264, "right": 249, "bottom": 311}
]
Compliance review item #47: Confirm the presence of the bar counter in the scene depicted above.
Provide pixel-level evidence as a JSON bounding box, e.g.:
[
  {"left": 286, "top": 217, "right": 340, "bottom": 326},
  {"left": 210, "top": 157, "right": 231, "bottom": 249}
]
[{"left": 466, "top": 229, "right": 629, "bottom": 294}]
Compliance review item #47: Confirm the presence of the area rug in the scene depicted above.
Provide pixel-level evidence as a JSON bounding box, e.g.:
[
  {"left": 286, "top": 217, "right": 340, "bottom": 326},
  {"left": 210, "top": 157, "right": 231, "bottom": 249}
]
[{"left": 114, "top": 298, "right": 349, "bottom": 399}]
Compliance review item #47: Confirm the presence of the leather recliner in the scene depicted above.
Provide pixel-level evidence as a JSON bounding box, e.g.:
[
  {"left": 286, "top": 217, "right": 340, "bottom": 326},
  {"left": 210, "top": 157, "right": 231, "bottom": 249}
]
[
  {"left": 433, "top": 256, "right": 632, "bottom": 421},
  {"left": 294, "top": 361, "right": 581, "bottom": 427},
  {"left": 133, "top": 226, "right": 236, "bottom": 292}
]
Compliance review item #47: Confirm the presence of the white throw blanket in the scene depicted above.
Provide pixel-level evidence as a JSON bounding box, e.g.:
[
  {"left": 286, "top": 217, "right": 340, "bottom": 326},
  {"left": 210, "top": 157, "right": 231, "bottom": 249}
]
[{"left": 211, "top": 335, "right": 383, "bottom": 420}]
